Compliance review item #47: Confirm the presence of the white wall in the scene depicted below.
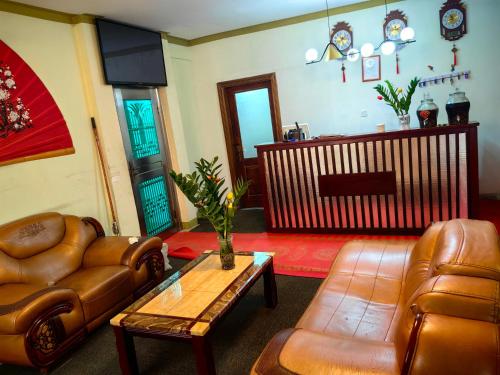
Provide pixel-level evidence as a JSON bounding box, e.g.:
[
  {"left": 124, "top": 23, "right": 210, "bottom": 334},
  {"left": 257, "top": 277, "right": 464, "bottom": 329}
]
[{"left": 171, "top": 0, "right": 500, "bottom": 194}]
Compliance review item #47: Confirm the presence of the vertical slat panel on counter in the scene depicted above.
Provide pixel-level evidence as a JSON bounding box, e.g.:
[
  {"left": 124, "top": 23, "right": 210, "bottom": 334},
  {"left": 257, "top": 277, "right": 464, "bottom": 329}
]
[{"left": 256, "top": 123, "right": 479, "bottom": 234}]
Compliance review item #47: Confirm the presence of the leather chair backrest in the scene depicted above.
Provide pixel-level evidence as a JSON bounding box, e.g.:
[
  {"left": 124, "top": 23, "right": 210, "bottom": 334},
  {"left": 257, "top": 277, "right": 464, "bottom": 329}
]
[{"left": 0, "top": 213, "right": 99, "bottom": 285}]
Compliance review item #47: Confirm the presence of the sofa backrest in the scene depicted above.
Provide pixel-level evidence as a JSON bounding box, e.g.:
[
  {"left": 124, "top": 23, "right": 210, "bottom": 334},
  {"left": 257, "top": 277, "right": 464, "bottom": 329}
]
[
  {"left": 402, "top": 221, "right": 445, "bottom": 302},
  {"left": 0, "top": 212, "right": 66, "bottom": 259},
  {"left": 429, "top": 219, "right": 500, "bottom": 280},
  {"left": 0, "top": 213, "right": 99, "bottom": 285}
]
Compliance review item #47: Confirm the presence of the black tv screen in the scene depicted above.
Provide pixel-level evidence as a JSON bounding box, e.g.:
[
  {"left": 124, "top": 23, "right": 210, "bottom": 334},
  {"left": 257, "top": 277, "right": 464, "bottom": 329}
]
[{"left": 95, "top": 19, "right": 167, "bottom": 86}]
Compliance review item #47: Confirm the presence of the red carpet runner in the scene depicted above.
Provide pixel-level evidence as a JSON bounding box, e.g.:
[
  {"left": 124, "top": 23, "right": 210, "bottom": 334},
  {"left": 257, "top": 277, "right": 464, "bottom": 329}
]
[
  {"left": 166, "top": 200, "right": 500, "bottom": 279},
  {"left": 166, "top": 232, "right": 418, "bottom": 278}
]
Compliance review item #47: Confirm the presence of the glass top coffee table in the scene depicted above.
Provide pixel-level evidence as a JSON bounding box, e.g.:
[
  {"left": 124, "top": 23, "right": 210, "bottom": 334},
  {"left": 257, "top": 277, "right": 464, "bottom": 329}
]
[{"left": 111, "top": 250, "right": 277, "bottom": 375}]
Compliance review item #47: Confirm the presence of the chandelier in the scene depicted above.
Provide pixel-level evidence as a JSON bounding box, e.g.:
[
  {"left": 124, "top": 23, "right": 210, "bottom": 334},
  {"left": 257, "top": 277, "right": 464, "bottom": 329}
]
[{"left": 305, "top": 0, "right": 416, "bottom": 64}]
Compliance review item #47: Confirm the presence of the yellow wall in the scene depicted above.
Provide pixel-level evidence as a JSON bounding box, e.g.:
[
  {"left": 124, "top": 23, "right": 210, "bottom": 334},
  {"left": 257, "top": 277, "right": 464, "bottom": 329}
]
[
  {"left": 0, "top": 11, "right": 109, "bottom": 228},
  {"left": 0, "top": 11, "right": 197, "bottom": 231}
]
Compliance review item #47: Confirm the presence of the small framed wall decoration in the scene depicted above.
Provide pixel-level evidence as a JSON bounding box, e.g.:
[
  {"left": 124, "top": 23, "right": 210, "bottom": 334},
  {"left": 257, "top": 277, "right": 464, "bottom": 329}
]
[{"left": 362, "top": 55, "right": 381, "bottom": 82}]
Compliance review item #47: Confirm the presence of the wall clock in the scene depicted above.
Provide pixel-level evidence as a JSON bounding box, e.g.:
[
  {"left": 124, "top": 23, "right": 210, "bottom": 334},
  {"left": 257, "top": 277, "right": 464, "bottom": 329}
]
[
  {"left": 330, "top": 22, "right": 353, "bottom": 53},
  {"left": 383, "top": 10, "right": 408, "bottom": 41},
  {"left": 330, "top": 22, "right": 353, "bottom": 83},
  {"left": 440, "top": 0, "right": 467, "bottom": 41},
  {"left": 383, "top": 10, "right": 408, "bottom": 74}
]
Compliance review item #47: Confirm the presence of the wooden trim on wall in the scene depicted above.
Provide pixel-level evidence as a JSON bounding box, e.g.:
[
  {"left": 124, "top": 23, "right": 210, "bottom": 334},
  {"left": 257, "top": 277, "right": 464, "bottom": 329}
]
[
  {"left": 187, "top": 0, "right": 402, "bottom": 46},
  {"left": 217, "top": 73, "right": 282, "bottom": 187},
  {"left": 0, "top": 0, "right": 74, "bottom": 23},
  {"left": 0, "top": 0, "right": 402, "bottom": 47},
  {"left": 0, "top": 147, "right": 75, "bottom": 167}
]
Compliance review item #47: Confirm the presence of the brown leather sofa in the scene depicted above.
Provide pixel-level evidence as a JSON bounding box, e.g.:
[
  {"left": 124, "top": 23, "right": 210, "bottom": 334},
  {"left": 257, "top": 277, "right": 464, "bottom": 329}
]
[
  {"left": 252, "top": 219, "right": 500, "bottom": 375},
  {"left": 0, "top": 212, "right": 165, "bottom": 370}
]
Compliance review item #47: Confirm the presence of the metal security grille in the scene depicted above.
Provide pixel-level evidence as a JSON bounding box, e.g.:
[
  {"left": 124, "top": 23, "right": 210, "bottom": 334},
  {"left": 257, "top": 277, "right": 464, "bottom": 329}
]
[
  {"left": 138, "top": 175, "right": 173, "bottom": 236},
  {"left": 124, "top": 99, "right": 161, "bottom": 159}
]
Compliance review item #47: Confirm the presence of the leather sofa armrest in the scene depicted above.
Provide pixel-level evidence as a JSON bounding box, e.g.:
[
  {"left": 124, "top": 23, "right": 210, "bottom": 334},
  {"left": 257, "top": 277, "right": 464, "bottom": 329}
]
[
  {"left": 409, "top": 274, "right": 500, "bottom": 323},
  {"left": 82, "top": 236, "right": 163, "bottom": 270},
  {"left": 251, "top": 328, "right": 399, "bottom": 375},
  {"left": 405, "top": 314, "right": 498, "bottom": 375},
  {"left": 0, "top": 285, "right": 80, "bottom": 334}
]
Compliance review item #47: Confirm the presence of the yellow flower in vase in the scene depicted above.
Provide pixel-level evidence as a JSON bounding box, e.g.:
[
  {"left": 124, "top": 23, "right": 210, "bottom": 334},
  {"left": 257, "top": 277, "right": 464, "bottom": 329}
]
[{"left": 227, "top": 192, "right": 234, "bottom": 201}]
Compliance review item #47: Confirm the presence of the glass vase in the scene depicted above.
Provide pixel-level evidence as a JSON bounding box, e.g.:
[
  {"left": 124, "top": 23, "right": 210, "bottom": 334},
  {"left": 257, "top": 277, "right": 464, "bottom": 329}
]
[
  {"left": 218, "top": 234, "right": 235, "bottom": 270},
  {"left": 398, "top": 114, "right": 411, "bottom": 130},
  {"left": 416, "top": 93, "right": 439, "bottom": 128},
  {"left": 446, "top": 90, "right": 470, "bottom": 126}
]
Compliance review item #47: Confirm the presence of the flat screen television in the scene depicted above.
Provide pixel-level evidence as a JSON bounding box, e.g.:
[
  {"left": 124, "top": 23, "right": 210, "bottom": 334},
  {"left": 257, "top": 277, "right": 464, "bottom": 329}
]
[{"left": 95, "top": 18, "right": 167, "bottom": 86}]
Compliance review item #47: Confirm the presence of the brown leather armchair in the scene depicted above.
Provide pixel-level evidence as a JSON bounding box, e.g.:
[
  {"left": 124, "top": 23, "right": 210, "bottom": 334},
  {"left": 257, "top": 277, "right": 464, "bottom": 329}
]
[
  {"left": 252, "top": 219, "right": 500, "bottom": 375},
  {"left": 0, "top": 212, "right": 165, "bottom": 370}
]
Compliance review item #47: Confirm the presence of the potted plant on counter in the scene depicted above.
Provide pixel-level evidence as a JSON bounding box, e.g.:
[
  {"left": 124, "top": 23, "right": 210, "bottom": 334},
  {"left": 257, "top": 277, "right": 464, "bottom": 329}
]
[
  {"left": 169, "top": 156, "right": 249, "bottom": 270},
  {"left": 375, "top": 77, "right": 420, "bottom": 129}
]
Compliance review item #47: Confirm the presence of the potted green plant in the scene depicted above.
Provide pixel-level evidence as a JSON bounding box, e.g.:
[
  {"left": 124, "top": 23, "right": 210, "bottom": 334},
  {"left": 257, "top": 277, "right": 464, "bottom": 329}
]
[
  {"left": 170, "top": 156, "right": 249, "bottom": 270},
  {"left": 375, "top": 77, "right": 420, "bottom": 129}
]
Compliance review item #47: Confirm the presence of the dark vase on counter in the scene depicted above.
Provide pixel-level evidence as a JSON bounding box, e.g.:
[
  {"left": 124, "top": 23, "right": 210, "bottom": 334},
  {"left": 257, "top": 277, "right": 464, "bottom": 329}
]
[
  {"left": 446, "top": 90, "right": 470, "bottom": 125},
  {"left": 416, "top": 93, "right": 439, "bottom": 128}
]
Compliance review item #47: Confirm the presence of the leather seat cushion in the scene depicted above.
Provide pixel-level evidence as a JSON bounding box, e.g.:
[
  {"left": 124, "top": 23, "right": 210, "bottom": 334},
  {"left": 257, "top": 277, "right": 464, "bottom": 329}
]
[
  {"left": 297, "top": 240, "right": 415, "bottom": 341},
  {"left": 57, "top": 266, "right": 132, "bottom": 322}
]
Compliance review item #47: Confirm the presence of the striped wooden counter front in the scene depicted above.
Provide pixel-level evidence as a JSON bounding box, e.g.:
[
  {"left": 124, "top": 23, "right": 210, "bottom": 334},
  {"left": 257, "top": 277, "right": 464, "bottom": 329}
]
[{"left": 256, "top": 123, "right": 479, "bottom": 234}]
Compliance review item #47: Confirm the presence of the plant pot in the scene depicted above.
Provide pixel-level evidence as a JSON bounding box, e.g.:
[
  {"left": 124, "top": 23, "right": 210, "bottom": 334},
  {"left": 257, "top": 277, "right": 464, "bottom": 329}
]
[
  {"left": 398, "top": 114, "right": 411, "bottom": 130},
  {"left": 218, "top": 235, "right": 235, "bottom": 270}
]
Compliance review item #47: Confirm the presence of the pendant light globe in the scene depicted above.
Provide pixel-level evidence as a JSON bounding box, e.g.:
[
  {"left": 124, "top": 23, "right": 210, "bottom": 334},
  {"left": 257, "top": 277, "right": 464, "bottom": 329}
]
[
  {"left": 360, "top": 43, "right": 375, "bottom": 58},
  {"left": 400, "top": 27, "right": 415, "bottom": 42},
  {"left": 305, "top": 48, "right": 319, "bottom": 62},
  {"left": 381, "top": 41, "right": 396, "bottom": 55}
]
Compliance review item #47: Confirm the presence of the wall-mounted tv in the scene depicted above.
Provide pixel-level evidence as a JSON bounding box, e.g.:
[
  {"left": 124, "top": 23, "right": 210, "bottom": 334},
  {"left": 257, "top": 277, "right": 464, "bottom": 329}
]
[{"left": 95, "top": 18, "right": 167, "bottom": 86}]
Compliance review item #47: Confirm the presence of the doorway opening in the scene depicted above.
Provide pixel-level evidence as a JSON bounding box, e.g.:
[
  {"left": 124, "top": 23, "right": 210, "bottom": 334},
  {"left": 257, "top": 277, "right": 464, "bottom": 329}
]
[{"left": 217, "top": 73, "right": 282, "bottom": 208}]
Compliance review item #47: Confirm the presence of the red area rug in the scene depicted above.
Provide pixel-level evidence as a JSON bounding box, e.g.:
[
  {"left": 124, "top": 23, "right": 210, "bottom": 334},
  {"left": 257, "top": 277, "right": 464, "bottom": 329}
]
[
  {"left": 166, "top": 232, "right": 418, "bottom": 278},
  {"left": 166, "top": 199, "right": 500, "bottom": 279}
]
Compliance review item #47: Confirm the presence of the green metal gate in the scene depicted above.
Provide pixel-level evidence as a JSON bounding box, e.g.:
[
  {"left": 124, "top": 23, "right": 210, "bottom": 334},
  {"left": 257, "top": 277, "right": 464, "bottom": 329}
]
[{"left": 115, "top": 88, "right": 178, "bottom": 238}]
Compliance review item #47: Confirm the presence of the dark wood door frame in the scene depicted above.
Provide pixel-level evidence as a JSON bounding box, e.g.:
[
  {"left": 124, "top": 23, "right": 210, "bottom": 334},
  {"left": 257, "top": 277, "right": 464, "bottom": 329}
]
[{"left": 217, "top": 73, "right": 282, "bottom": 205}]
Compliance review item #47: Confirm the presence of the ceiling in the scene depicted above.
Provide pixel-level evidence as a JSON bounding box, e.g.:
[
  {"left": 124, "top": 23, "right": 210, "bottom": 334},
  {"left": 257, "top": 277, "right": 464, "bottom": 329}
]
[{"left": 15, "top": 0, "right": 367, "bottom": 40}]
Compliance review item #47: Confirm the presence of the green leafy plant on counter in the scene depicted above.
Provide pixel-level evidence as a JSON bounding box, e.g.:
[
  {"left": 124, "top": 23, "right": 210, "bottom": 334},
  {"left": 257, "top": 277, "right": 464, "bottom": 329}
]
[
  {"left": 169, "top": 156, "right": 250, "bottom": 239},
  {"left": 375, "top": 77, "right": 420, "bottom": 116}
]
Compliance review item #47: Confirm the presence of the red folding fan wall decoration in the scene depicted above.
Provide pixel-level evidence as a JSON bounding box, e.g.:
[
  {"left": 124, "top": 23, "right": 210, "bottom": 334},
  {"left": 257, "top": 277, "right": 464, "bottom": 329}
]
[{"left": 0, "top": 40, "right": 74, "bottom": 167}]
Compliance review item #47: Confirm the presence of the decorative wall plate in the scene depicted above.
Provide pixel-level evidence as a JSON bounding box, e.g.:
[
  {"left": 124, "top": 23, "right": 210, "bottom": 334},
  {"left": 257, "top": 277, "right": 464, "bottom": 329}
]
[
  {"left": 383, "top": 10, "right": 408, "bottom": 41},
  {"left": 440, "top": 0, "right": 467, "bottom": 41},
  {"left": 0, "top": 40, "right": 74, "bottom": 166}
]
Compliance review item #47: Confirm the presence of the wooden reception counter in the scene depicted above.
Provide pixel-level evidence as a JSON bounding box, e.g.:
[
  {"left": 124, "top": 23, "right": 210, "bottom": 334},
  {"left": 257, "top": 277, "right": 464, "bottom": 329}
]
[{"left": 256, "top": 123, "right": 479, "bottom": 234}]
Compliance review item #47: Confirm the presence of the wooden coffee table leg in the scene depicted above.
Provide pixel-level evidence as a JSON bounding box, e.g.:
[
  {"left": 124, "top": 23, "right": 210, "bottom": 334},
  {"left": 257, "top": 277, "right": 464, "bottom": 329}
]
[
  {"left": 113, "top": 326, "right": 139, "bottom": 375},
  {"left": 192, "top": 335, "right": 216, "bottom": 375},
  {"left": 263, "top": 261, "right": 278, "bottom": 308}
]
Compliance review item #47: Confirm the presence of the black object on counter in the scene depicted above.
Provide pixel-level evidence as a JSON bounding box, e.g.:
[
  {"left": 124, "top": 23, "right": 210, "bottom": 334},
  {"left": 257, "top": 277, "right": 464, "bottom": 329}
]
[
  {"left": 284, "top": 122, "right": 305, "bottom": 141},
  {"left": 446, "top": 90, "right": 470, "bottom": 125}
]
